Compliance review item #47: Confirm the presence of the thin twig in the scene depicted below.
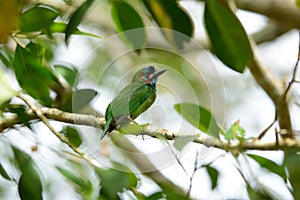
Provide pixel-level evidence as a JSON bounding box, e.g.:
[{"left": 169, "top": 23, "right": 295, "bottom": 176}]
[
  {"left": 282, "top": 32, "right": 300, "bottom": 100},
  {"left": 187, "top": 149, "right": 200, "bottom": 198},
  {"left": 257, "top": 112, "right": 277, "bottom": 140},
  {"left": 275, "top": 32, "right": 300, "bottom": 139},
  {"left": 248, "top": 37, "right": 292, "bottom": 137},
  {"left": 16, "top": 93, "right": 101, "bottom": 168},
  {"left": 166, "top": 141, "right": 189, "bottom": 176}
]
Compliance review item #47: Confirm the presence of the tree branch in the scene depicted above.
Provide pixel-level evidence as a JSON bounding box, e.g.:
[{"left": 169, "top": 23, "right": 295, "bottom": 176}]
[
  {"left": 0, "top": 106, "right": 104, "bottom": 132},
  {"left": 247, "top": 37, "right": 294, "bottom": 138},
  {"left": 15, "top": 94, "right": 102, "bottom": 168},
  {"left": 252, "top": 21, "right": 292, "bottom": 44},
  {"left": 2, "top": 106, "right": 300, "bottom": 151},
  {"left": 235, "top": 0, "right": 300, "bottom": 29},
  {"left": 248, "top": 52, "right": 284, "bottom": 103}
]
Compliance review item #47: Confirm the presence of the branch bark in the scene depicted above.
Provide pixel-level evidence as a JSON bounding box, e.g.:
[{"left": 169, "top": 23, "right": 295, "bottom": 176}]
[
  {"left": 17, "top": 94, "right": 102, "bottom": 167},
  {"left": 248, "top": 51, "right": 293, "bottom": 138},
  {"left": 235, "top": 0, "right": 300, "bottom": 29},
  {"left": 252, "top": 21, "right": 292, "bottom": 44},
  {"left": 0, "top": 107, "right": 104, "bottom": 132},
  {"left": 2, "top": 106, "right": 300, "bottom": 151}
]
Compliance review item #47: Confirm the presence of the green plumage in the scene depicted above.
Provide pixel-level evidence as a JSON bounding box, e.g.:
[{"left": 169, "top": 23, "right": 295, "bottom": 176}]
[{"left": 101, "top": 66, "right": 166, "bottom": 139}]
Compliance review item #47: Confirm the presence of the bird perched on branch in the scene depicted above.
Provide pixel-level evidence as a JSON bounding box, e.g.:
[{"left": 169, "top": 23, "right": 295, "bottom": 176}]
[{"left": 101, "top": 66, "right": 167, "bottom": 139}]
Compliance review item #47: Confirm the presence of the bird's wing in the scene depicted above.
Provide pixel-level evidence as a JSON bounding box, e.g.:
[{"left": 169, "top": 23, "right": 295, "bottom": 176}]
[
  {"left": 103, "top": 83, "right": 155, "bottom": 137},
  {"left": 129, "top": 84, "right": 156, "bottom": 120},
  {"left": 102, "top": 92, "right": 130, "bottom": 138},
  {"left": 107, "top": 83, "right": 145, "bottom": 123}
]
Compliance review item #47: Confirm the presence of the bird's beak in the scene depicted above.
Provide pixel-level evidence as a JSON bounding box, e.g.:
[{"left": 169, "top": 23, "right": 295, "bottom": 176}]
[{"left": 152, "top": 69, "right": 167, "bottom": 79}]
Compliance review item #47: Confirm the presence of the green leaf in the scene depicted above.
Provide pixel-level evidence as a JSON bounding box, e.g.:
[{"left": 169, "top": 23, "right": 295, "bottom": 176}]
[
  {"left": 0, "top": 69, "right": 16, "bottom": 107},
  {"left": 235, "top": 166, "right": 273, "bottom": 200},
  {"left": 204, "top": 165, "right": 219, "bottom": 190},
  {"left": 56, "top": 166, "right": 88, "bottom": 190},
  {"left": 50, "top": 22, "right": 101, "bottom": 39},
  {"left": 247, "top": 153, "right": 287, "bottom": 181},
  {"left": 65, "top": 0, "right": 95, "bottom": 43},
  {"left": 18, "top": 164, "right": 43, "bottom": 200},
  {"left": 72, "top": 88, "right": 98, "bottom": 111},
  {"left": 54, "top": 64, "right": 78, "bottom": 87},
  {"left": 247, "top": 184, "right": 273, "bottom": 200},
  {"left": 119, "top": 123, "right": 146, "bottom": 135},
  {"left": 12, "top": 146, "right": 43, "bottom": 200},
  {"left": 0, "top": 163, "right": 11, "bottom": 180},
  {"left": 60, "top": 126, "right": 82, "bottom": 147},
  {"left": 146, "top": 192, "right": 164, "bottom": 200},
  {"left": 57, "top": 88, "right": 97, "bottom": 112},
  {"left": 112, "top": 1, "right": 145, "bottom": 51},
  {"left": 19, "top": 6, "right": 58, "bottom": 34},
  {"left": 95, "top": 164, "right": 138, "bottom": 200},
  {"left": 205, "top": 165, "right": 219, "bottom": 190},
  {"left": 204, "top": 0, "right": 253, "bottom": 73},
  {"left": 12, "top": 145, "right": 30, "bottom": 172},
  {"left": 59, "top": 89, "right": 98, "bottom": 112},
  {"left": 13, "top": 42, "right": 60, "bottom": 106},
  {"left": 173, "top": 135, "right": 195, "bottom": 151},
  {"left": 224, "top": 120, "right": 245, "bottom": 141},
  {"left": 174, "top": 103, "right": 220, "bottom": 138},
  {"left": 284, "top": 151, "right": 300, "bottom": 199},
  {"left": 7, "top": 104, "right": 31, "bottom": 129},
  {"left": 143, "top": 0, "right": 193, "bottom": 49}
]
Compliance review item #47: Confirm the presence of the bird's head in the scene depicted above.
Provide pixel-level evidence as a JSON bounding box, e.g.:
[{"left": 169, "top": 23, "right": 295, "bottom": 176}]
[{"left": 132, "top": 66, "right": 167, "bottom": 89}]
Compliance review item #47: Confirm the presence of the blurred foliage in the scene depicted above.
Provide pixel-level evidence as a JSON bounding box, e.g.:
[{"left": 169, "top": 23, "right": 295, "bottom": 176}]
[
  {"left": 111, "top": 1, "right": 145, "bottom": 52},
  {"left": 204, "top": 0, "right": 252, "bottom": 73},
  {"left": 284, "top": 151, "right": 300, "bottom": 200},
  {"left": 95, "top": 162, "right": 138, "bottom": 200},
  {"left": 143, "top": 0, "right": 193, "bottom": 49},
  {"left": 13, "top": 42, "right": 62, "bottom": 106},
  {"left": 174, "top": 103, "right": 220, "bottom": 138},
  {"left": 19, "top": 6, "right": 58, "bottom": 35},
  {"left": 65, "top": 0, "right": 95, "bottom": 43},
  {"left": 60, "top": 126, "right": 83, "bottom": 147},
  {"left": 13, "top": 146, "right": 43, "bottom": 200},
  {"left": 0, "top": 0, "right": 297, "bottom": 199},
  {"left": 0, "top": 0, "right": 19, "bottom": 43},
  {"left": 247, "top": 153, "right": 287, "bottom": 182}
]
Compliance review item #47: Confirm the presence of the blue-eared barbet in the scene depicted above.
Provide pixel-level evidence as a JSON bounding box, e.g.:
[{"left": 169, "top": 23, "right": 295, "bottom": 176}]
[{"left": 101, "top": 66, "right": 167, "bottom": 139}]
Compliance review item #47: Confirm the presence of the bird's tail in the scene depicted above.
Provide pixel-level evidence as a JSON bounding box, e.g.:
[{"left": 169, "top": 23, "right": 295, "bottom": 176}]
[
  {"left": 101, "top": 117, "right": 113, "bottom": 140},
  {"left": 101, "top": 123, "right": 109, "bottom": 140}
]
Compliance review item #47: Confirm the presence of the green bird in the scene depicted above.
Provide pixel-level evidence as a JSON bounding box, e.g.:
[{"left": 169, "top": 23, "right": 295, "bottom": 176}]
[{"left": 101, "top": 66, "right": 167, "bottom": 139}]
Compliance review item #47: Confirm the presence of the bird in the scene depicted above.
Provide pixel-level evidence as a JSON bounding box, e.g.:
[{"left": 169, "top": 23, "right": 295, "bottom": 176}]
[{"left": 101, "top": 66, "right": 167, "bottom": 139}]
